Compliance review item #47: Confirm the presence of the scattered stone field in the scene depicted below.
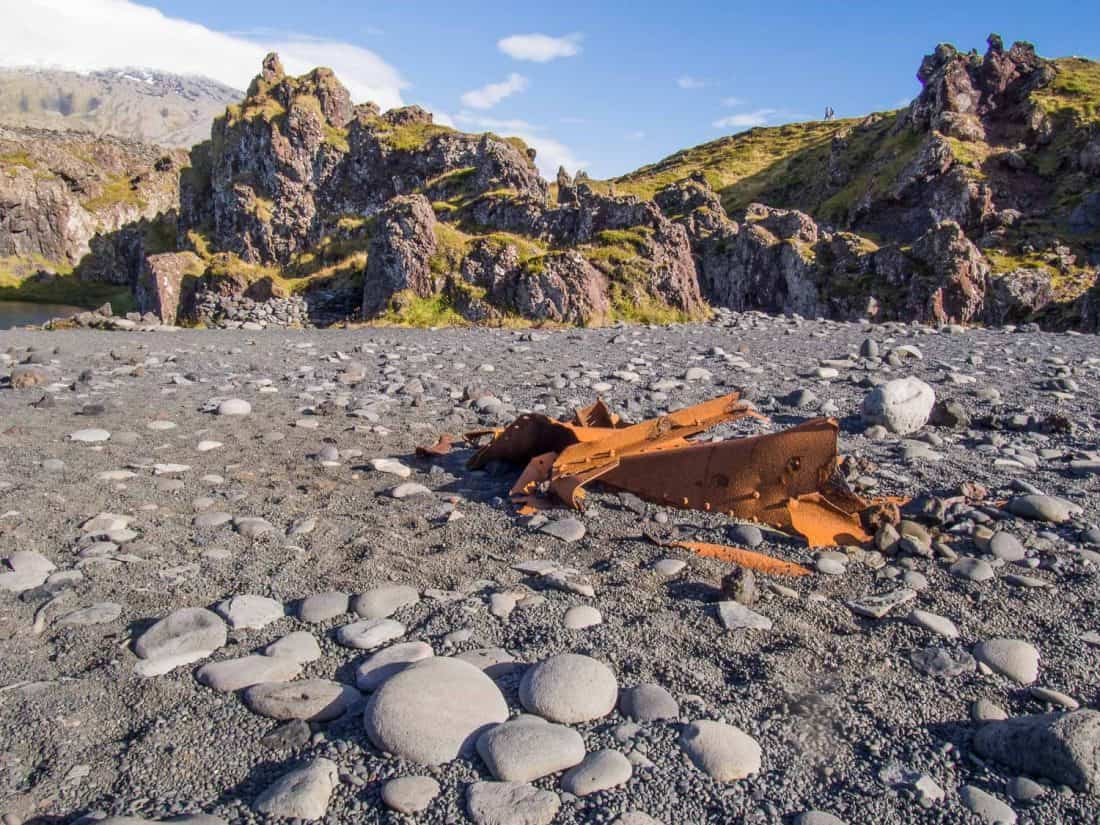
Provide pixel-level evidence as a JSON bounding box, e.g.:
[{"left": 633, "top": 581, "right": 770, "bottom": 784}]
[{"left": 1, "top": 312, "right": 1098, "bottom": 825}]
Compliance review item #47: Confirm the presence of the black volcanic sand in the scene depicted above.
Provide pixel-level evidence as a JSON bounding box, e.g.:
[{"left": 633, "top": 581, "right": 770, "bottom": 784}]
[{"left": 0, "top": 315, "right": 1097, "bottom": 825}]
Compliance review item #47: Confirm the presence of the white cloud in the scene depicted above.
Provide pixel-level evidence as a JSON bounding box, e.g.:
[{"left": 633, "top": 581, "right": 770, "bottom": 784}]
[
  {"left": 460, "top": 73, "right": 529, "bottom": 110},
  {"left": 721, "top": 96, "right": 745, "bottom": 107},
  {"left": 498, "top": 33, "right": 582, "bottom": 63},
  {"left": 455, "top": 111, "right": 586, "bottom": 178},
  {"left": 626, "top": 130, "right": 646, "bottom": 141},
  {"left": 457, "top": 114, "right": 537, "bottom": 132},
  {"left": 0, "top": 0, "right": 407, "bottom": 109},
  {"left": 677, "top": 75, "right": 708, "bottom": 90},
  {"left": 713, "top": 109, "right": 778, "bottom": 129}
]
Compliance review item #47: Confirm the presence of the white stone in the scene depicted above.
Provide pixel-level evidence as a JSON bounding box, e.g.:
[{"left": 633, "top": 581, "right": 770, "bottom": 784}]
[
  {"left": 0, "top": 550, "right": 55, "bottom": 593},
  {"left": 369, "top": 457, "right": 411, "bottom": 478},
  {"left": 196, "top": 655, "right": 302, "bottom": 692},
  {"left": 561, "top": 749, "right": 633, "bottom": 796},
  {"left": 381, "top": 776, "right": 440, "bottom": 814},
  {"left": 679, "top": 719, "right": 762, "bottom": 781},
  {"left": 563, "top": 605, "right": 602, "bottom": 629},
  {"left": 973, "top": 638, "right": 1040, "bottom": 685},
  {"left": 215, "top": 594, "right": 284, "bottom": 629},
  {"left": 133, "top": 607, "right": 226, "bottom": 661},
  {"left": 355, "top": 641, "right": 433, "bottom": 691},
  {"left": 519, "top": 653, "right": 618, "bottom": 724},
  {"left": 69, "top": 428, "right": 111, "bottom": 443},
  {"left": 253, "top": 758, "right": 338, "bottom": 820},
  {"left": 298, "top": 591, "right": 349, "bottom": 623},
  {"left": 264, "top": 631, "right": 322, "bottom": 662},
  {"left": 908, "top": 609, "right": 960, "bottom": 639},
  {"left": 352, "top": 585, "right": 419, "bottom": 619},
  {"left": 717, "top": 601, "right": 772, "bottom": 630},
  {"left": 244, "top": 679, "right": 360, "bottom": 721},
  {"left": 336, "top": 618, "right": 405, "bottom": 650},
  {"left": 466, "top": 781, "right": 560, "bottom": 825},
  {"left": 364, "top": 657, "right": 508, "bottom": 765},
  {"left": 476, "top": 716, "right": 585, "bottom": 782},
  {"left": 861, "top": 377, "right": 935, "bottom": 435},
  {"left": 217, "top": 398, "right": 252, "bottom": 416},
  {"left": 390, "top": 482, "right": 432, "bottom": 498}
]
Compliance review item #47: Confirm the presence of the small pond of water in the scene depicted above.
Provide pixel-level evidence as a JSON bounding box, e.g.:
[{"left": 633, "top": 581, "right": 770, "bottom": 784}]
[{"left": 0, "top": 301, "right": 85, "bottom": 330}]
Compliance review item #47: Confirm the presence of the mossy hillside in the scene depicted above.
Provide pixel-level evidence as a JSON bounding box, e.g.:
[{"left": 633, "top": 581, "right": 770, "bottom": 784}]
[
  {"left": 579, "top": 227, "right": 707, "bottom": 324},
  {"left": 375, "top": 290, "right": 467, "bottom": 327},
  {"left": 812, "top": 119, "right": 922, "bottom": 223},
  {"left": 1031, "top": 57, "right": 1100, "bottom": 124},
  {"left": 364, "top": 116, "right": 456, "bottom": 153},
  {"left": 228, "top": 65, "right": 347, "bottom": 129},
  {"left": 608, "top": 118, "right": 862, "bottom": 205},
  {"left": 0, "top": 254, "right": 73, "bottom": 281},
  {"left": 429, "top": 223, "right": 471, "bottom": 276},
  {"left": 608, "top": 284, "right": 695, "bottom": 325},
  {"left": 943, "top": 135, "right": 994, "bottom": 175},
  {"left": 81, "top": 174, "right": 148, "bottom": 213},
  {"left": 0, "top": 149, "right": 36, "bottom": 171},
  {"left": 984, "top": 247, "right": 1096, "bottom": 299}
]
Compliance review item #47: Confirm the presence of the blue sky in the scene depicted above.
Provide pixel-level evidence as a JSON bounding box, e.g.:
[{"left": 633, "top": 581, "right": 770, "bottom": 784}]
[{"left": 4, "top": 0, "right": 1098, "bottom": 178}]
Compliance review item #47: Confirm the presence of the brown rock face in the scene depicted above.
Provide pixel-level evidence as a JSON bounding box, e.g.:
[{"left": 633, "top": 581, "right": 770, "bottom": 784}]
[
  {"left": 907, "top": 35, "right": 1052, "bottom": 143},
  {"left": 495, "top": 252, "right": 610, "bottom": 325},
  {"left": 134, "top": 252, "right": 204, "bottom": 324},
  {"left": 898, "top": 221, "right": 991, "bottom": 323},
  {"left": 983, "top": 269, "right": 1056, "bottom": 324},
  {"left": 0, "top": 126, "right": 183, "bottom": 269},
  {"left": 181, "top": 56, "right": 546, "bottom": 270},
  {"left": 465, "top": 183, "right": 707, "bottom": 318},
  {"left": 362, "top": 195, "right": 439, "bottom": 316},
  {"left": 657, "top": 180, "right": 824, "bottom": 316},
  {"left": 659, "top": 177, "right": 993, "bottom": 325}
]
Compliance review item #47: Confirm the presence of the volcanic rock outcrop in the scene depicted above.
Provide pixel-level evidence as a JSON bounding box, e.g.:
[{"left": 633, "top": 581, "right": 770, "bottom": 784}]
[
  {"left": 4, "top": 34, "right": 1096, "bottom": 330},
  {"left": 0, "top": 126, "right": 184, "bottom": 270}
]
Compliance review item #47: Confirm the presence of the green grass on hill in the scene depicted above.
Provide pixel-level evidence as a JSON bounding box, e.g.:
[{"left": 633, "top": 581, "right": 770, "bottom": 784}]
[
  {"left": 1032, "top": 57, "right": 1100, "bottom": 123},
  {"left": 81, "top": 174, "right": 146, "bottom": 213},
  {"left": 609, "top": 118, "right": 862, "bottom": 204}
]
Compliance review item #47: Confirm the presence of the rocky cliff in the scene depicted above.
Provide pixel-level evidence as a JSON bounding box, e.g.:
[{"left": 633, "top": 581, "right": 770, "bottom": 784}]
[
  {"left": 80, "top": 53, "right": 708, "bottom": 327},
  {"left": 613, "top": 35, "right": 1100, "bottom": 330},
  {"left": 4, "top": 35, "right": 1098, "bottom": 330},
  {"left": 0, "top": 126, "right": 185, "bottom": 296}
]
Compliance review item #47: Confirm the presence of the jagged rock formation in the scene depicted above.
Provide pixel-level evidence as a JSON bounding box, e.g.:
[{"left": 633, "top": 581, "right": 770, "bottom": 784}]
[
  {"left": 83, "top": 54, "right": 708, "bottom": 326},
  {"left": 905, "top": 36, "right": 1051, "bottom": 143},
  {"left": 362, "top": 195, "right": 439, "bottom": 316},
  {"left": 133, "top": 252, "right": 204, "bottom": 326},
  {"left": 4, "top": 36, "right": 1096, "bottom": 330},
  {"left": 180, "top": 54, "right": 546, "bottom": 268},
  {"left": 612, "top": 35, "right": 1100, "bottom": 328},
  {"left": 656, "top": 176, "right": 992, "bottom": 325},
  {"left": 0, "top": 126, "right": 184, "bottom": 272},
  {"left": 0, "top": 67, "right": 241, "bottom": 148}
]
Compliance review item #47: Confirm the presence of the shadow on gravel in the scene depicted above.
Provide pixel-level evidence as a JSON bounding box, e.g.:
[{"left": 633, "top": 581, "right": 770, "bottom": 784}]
[
  {"left": 665, "top": 580, "right": 723, "bottom": 602},
  {"left": 926, "top": 718, "right": 977, "bottom": 754}
]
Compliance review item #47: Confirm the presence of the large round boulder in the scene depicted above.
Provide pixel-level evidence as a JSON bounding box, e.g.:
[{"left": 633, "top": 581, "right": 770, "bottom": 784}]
[
  {"left": 519, "top": 653, "right": 618, "bottom": 724},
  {"left": 364, "top": 656, "right": 507, "bottom": 765}
]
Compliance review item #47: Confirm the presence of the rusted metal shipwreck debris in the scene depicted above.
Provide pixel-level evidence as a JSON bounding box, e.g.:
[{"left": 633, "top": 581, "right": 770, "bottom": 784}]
[{"left": 464, "top": 393, "right": 899, "bottom": 561}]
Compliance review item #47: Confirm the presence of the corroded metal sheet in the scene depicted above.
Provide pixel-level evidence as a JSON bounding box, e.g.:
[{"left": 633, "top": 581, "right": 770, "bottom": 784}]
[
  {"left": 666, "top": 539, "right": 811, "bottom": 577},
  {"left": 466, "top": 393, "right": 895, "bottom": 548}
]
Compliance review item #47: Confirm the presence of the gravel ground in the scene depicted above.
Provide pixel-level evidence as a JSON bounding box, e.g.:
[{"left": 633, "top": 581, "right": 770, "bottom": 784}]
[{"left": 0, "top": 312, "right": 1098, "bottom": 825}]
